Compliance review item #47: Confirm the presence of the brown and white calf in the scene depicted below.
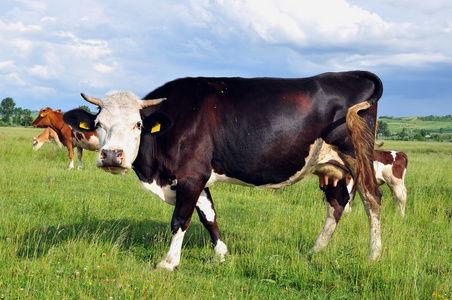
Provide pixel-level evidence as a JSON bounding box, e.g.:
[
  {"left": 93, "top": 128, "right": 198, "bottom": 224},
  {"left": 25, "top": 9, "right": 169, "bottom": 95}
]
[
  {"left": 32, "top": 107, "right": 99, "bottom": 170},
  {"left": 33, "top": 127, "right": 62, "bottom": 150},
  {"left": 345, "top": 150, "right": 408, "bottom": 215}
]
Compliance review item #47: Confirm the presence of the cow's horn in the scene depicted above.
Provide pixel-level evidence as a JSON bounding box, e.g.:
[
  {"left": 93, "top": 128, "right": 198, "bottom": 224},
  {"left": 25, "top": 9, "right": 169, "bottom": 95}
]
[
  {"left": 81, "top": 93, "right": 103, "bottom": 106},
  {"left": 141, "top": 97, "right": 167, "bottom": 108}
]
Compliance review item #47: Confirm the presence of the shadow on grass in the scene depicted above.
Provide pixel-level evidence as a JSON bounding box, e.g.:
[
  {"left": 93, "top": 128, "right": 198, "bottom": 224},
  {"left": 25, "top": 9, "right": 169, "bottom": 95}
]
[{"left": 7, "top": 217, "right": 208, "bottom": 261}]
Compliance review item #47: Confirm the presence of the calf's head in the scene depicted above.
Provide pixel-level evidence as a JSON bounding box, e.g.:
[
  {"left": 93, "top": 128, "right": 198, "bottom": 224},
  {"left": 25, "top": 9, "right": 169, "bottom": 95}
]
[{"left": 63, "top": 92, "right": 170, "bottom": 174}]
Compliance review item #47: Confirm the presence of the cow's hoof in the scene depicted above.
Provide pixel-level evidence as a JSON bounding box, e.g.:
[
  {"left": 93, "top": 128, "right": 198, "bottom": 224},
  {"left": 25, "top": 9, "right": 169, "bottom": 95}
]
[{"left": 154, "top": 260, "right": 179, "bottom": 271}]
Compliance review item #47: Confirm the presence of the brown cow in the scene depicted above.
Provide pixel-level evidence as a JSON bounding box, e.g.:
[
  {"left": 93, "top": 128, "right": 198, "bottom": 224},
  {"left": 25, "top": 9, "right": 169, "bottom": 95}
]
[
  {"left": 344, "top": 150, "right": 408, "bottom": 215},
  {"left": 32, "top": 107, "right": 99, "bottom": 169},
  {"left": 33, "top": 127, "right": 62, "bottom": 150}
]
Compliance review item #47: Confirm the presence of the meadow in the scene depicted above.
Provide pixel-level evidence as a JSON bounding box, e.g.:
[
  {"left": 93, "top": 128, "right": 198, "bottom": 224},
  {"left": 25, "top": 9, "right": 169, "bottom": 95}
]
[
  {"left": 378, "top": 116, "right": 452, "bottom": 134},
  {"left": 1, "top": 127, "right": 451, "bottom": 299}
]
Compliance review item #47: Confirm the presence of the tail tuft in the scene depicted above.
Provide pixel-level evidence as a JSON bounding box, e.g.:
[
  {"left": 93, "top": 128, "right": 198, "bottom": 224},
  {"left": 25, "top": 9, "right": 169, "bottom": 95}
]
[{"left": 346, "top": 102, "right": 378, "bottom": 195}]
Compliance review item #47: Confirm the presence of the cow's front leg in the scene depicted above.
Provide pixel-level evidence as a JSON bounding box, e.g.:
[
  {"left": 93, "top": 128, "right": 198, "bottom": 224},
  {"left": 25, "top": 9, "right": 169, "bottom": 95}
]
[
  {"left": 310, "top": 179, "right": 349, "bottom": 254},
  {"left": 155, "top": 176, "right": 204, "bottom": 271},
  {"left": 155, "top": 228, "right": 186, "bottom": 271},
  {"left": 67, "top": 144, "right": 75, "bottom": 170},
  {"left": 196, "top": 188, "right": 227, "bottom": 263}
]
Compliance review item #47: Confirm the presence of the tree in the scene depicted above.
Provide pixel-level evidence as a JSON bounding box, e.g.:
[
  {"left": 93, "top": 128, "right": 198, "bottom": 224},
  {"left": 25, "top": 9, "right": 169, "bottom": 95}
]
[
  {"left": 377, "top": 120, "right": 391, "bottom": 137},
  {"left": 21, "top": 109, "right": 33, "bottom": 126},
  {"left": 420, "top": 129, "right": 429, "bottom": 137},
  {"left": 1, "top": 97, "right": 16, "bottom": 124},
  {"left": 400, "top": 128, "right": 409, "bottom": 139},
  {"left": 13, "top": 107, "right": 23, "bottom": 125},
  {"left": 79, "top": 105, "right": 92, "bottom": 113}
]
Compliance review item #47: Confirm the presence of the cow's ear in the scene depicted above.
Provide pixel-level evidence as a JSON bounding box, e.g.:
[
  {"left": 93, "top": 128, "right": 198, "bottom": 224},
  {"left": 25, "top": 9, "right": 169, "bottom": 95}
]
[
  {"left": 143, "top": 111, "right": 173, "bottom": 136},
  {"left": 63, "top": 108, "right": 96, "bottom": 131}
]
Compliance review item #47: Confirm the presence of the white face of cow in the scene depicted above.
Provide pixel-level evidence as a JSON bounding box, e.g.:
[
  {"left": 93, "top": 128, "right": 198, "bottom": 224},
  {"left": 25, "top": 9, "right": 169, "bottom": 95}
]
[{"left": 89, "top": 91, "right": 166, "bottom": 174}]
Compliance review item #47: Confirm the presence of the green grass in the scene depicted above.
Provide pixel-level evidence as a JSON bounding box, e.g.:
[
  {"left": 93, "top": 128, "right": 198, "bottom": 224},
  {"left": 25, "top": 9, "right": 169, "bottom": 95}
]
[
  {"left": 378, "top": 116, "right": 452, "bottom": 133},
  {"left": 1, "top": 127, "right": 451, "bottom": 299}
]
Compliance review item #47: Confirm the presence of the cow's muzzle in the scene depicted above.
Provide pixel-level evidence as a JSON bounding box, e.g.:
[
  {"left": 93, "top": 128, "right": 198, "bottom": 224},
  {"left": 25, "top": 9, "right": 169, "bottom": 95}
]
[{"left": 99, "top": 149, "right": 126, "bottom": 174}]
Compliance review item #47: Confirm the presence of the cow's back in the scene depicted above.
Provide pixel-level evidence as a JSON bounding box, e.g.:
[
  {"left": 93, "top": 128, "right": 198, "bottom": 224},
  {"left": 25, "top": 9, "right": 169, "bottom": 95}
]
[{"left": 138, "top": 72, "right": 382, "bottom": 186}]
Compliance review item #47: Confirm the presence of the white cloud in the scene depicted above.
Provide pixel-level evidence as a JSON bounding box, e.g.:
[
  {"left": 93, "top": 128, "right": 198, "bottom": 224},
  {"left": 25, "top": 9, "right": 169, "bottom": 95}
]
[
  {"left": 40, "top": 16, "right": 56, "bottom": 23},
  {"left": 4, "top": 72, "right": 27, "bottom": 86},
  {"left": 0, "top": 60, "right": 16, "bottom": 71},
  {"left": 0, "top": 0, "right": 451, "bottom": 116},
  {"left": 185, "top": 0, "right": 393, "bottom": 47},
  {"left": 0, "top": 20, "right": 41, "bottom": 32},
  {"left": 55, "top": 32, "right": 112, "bottom": 59},
  {"left": 93, "top": 63, "right": 115, "bottom": 73},
  {"left": 15, "top": 0, "right": 48, "bottom": 13}
]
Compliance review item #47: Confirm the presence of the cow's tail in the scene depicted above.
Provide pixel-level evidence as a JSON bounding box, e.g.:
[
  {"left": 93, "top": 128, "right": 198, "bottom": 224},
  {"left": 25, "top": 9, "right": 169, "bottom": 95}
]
[{"left": 346, "top": 73, "right": 383, "bottom": 195}]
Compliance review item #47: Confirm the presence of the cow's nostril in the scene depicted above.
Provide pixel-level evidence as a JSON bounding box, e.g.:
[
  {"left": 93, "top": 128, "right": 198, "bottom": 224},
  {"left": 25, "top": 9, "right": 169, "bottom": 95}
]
[{"left": 100, "top": 149, "right": 124, "bottom": 166}]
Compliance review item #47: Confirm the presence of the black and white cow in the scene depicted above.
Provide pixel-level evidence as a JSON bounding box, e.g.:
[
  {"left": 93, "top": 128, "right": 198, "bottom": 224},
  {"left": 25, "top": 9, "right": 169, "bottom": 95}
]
[{"left": 64, "top": 71, "right": 384, "bottom": 270}]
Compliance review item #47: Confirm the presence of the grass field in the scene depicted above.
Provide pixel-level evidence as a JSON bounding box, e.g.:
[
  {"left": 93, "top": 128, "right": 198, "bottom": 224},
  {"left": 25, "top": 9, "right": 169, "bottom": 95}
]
[
  {"left": 1, "top": 127, "right": 451, "bottom": 299},
  {"left": 378, "top": 116, "right": 452, "bottom": 134}
]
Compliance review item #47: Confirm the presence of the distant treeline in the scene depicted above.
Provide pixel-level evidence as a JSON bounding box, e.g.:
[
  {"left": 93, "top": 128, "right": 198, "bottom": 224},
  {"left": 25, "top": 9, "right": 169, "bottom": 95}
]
[
  {"left": 380, "top": 115, "right": 452, "bottom": 122},
  {"left": 418, "top": 115, "right": 452, "bottom": 122}
]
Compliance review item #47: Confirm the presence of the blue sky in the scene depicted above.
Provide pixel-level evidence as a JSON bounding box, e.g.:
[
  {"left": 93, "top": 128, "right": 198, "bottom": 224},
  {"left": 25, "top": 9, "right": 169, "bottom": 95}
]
[{"left": 1, "top": 0, "right": 451, "bottom": 117}]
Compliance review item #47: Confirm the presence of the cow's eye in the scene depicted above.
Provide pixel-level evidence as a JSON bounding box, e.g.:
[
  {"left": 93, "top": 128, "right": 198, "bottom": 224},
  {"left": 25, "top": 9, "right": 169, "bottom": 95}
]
[
  {"left": 95, "top": 121, "right": 103, "bottom": 129},
  {"left": 134, "top": 121, "right": 142, "bottom": 130}
]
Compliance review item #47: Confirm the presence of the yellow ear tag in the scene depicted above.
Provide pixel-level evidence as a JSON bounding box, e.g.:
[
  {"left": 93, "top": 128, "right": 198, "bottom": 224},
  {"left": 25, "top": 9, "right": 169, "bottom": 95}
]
[
  {"left": 151, "top": 122, "right": 161, "bottom": 133},
  {"left": 79, "top": 122, "right": 90, "bottom": 130},
  {"left": 40, "top": 113, "right": 44, "bottom": 117}
]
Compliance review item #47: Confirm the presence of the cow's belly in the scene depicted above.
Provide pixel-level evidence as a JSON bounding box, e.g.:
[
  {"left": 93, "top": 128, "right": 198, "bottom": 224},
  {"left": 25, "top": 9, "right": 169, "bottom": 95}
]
[
  {"left": 73, "top": 135, "right": 99, "bottom": 151},
  {"left": 207, "top": 138, "right": 348, "bottom": 189}
]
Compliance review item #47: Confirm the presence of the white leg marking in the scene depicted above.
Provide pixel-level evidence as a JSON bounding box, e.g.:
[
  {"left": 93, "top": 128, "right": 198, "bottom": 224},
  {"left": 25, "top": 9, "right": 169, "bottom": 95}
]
[
  {"left": 68, "top": 159, "right": 74, "bottom": 170},
  {"left": 156, "top": 228, "right": 186, "bottom": 271},
  {"left": 213, "top": 240, "right": 228, "bottom": 263},
  {"left": 344, "top": 178, "right": 354, "bottom": 213},
  {"left": 310, "top": 201, "right": 337, "bottom": 254},
  {"left": 357, "top": 186, "right": 382, "bottom": 260},
  {"left": 196, "top": 191, "right": 228, "bottom": 262},
  {"left": 196, "top": 191, "right": 215, "bottom": 222}
]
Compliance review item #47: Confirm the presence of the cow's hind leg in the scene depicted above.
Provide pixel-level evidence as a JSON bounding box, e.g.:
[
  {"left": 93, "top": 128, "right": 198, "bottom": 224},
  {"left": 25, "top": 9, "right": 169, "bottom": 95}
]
[
  {"left": 357, "top": 184, "right": 382, "bottom": 260},
  {"left": 309, "top": 179, "right": 349, "bottom": 255},
  {"left": 196, "top": 188, "right": 227, "bottom": 263},
  {"left": 77, "top": 147, "right": 83, "bottom": 170}
]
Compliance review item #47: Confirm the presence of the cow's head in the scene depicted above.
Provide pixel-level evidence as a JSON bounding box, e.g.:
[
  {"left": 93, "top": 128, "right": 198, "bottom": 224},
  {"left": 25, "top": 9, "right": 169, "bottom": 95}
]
[
  {"left": 32, "top": 108, "right": 61, "bottom": 127},
  {"left": 63, "top": 92, "right": 170, "bottom": 174}
]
